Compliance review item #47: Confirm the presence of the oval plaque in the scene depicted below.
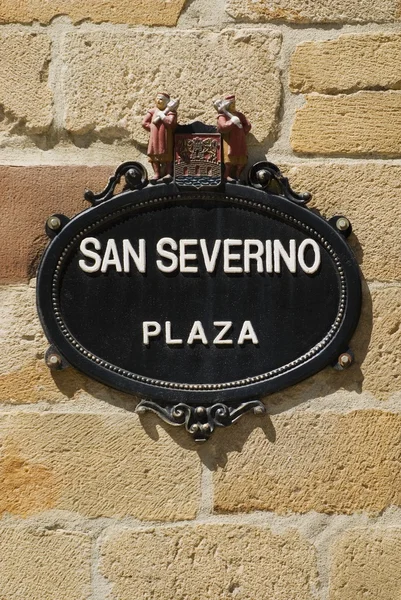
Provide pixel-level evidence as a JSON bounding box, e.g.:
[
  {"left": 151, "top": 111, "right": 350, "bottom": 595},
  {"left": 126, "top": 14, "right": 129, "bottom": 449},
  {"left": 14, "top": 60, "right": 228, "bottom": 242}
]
[{"left": 37, "top": 173, "right": 361, "bottom": 439}]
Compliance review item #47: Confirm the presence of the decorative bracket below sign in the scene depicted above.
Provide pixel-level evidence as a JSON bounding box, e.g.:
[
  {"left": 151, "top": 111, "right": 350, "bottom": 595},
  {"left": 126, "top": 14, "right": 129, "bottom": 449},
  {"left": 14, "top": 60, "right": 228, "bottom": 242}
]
[{"left": 136, "top": 400, "right": 266, "bottom": 442}]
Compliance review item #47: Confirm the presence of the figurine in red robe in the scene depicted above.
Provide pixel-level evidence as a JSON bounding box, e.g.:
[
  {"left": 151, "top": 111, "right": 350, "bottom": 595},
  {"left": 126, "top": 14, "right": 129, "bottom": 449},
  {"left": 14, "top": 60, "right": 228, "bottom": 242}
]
[
  {"left": 142, "top": 93, "right": 179, "bottom": 182},
  {"left": 215, "top": 94, "right": 252, "bottom": 181}
]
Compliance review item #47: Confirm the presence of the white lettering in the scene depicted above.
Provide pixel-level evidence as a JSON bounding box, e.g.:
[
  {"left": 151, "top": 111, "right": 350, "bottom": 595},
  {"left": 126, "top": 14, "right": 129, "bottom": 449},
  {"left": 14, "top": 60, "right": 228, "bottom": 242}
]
[
  {"left": 165, "top": 321, "right": 183, "bottom": 345},
  {"left": 274, "top": 239, "right": 296, "bottom": 274},
  {"left": 244, "top": 240, "right": 264, "bottom": 273},
  {"left": 143, "top": 321, "right": 161, "bottom": 345},
  {"left": 200, "top": 239, "right": 222, "bottom": 273},
  {"left": 298, "top": 239, "right": 321, "bottom": 274},
  {"left": 101, "top": 239, "right": 122, "bottom": 273},
  {"left": 238, "top": 320, "right": 259, "bottom": 345},
  {"left": 123, "top": 239, "right": 146, "bottom": 273},
  {"left": 213, "top": 321, "right": 233, "bottom": 345},
  {"left": 224, "top": 239, "right": 243, "bottom": 273},
  {"left": 187, "top": 321, "right": 208, "bottom": 345},
  {"left": 156, "top": 237, "right": 178, "bottom": 273},
  {"left": 265, "top": 240, "right": 273, "bottom": 273},
  {"left": 179, "top": 239, "right": 198, "bottom": 273},
  {"left": 79, "top": 237, "right": 102, "bottom": 273}
]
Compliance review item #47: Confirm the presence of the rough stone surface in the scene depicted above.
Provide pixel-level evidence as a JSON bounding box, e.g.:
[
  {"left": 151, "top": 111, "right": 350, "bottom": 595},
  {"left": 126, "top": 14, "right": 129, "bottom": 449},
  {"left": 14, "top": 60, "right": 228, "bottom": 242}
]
[
  {"left": 225, "top": 0, "right": 399, "bottom": 23},
  {"left": 0, "top": 525, "right": 91, "bottom": 599},
  {"left": 101, "top": 524, "right": 318, "bottom": 600},
  {"left": 0, "top": 0, "right": 186, "bottom": 26},
  {"left": 0, "top": 33, "right": 52, "bottom": 135},
  {"left": 0, "top": 284, "right": 109, "bottom": 404},
  {"left": 290, "top": 33, "right": 401, "bottom": 94},
  {"left": 359, "top": 288, "right": 401, "bottom": 400},
  {"left": 281, "top": 163, "right": 401, "bottom": 282},
  {"left": 329, "top": 528, "right": 401, "bottom": 599},
  {"left": 0, "top": 166, "right": 111, "bottom": 283},
  {"left": 0, "top": 413, "right": 200, "bottom": 519},
  {"left": 0, "top": 285, "right": 41, "bottom": 375},
  {"left": 63, "top": 30, "right": 281, "bottom": 145},
  {"left": 291, "top": 91, "right": 401, "bottom": 156},
  {"left": 213, "top": 411, "right": 401, "bottom": 515}
]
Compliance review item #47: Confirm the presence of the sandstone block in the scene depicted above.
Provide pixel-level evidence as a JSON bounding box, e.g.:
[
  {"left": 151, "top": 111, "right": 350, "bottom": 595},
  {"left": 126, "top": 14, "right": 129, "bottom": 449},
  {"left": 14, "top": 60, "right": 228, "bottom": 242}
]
[
  {"left": 63, "top": 30, "right": 281, "bottom": 144},
  {"left": 213, "top": 410, "right": 401, "bottom": 514},
  {"left": 0, "top": 285, "right": 40, "bottom": 374},
  {"left": 329, "top": 528, "right": 401, "bottom": 599},
  {"left": 0, "top": 525, "right": 91, "bottom": 600},
  {"left": 0, "top": 413, "right": 200, "bottom": 519},
  {"left": 281, "top": 163, "right": 401, "bottom": 282},
  {"left": 0, "top": 0, "right": 186, "bottom": 26},
  {"left": 291, "top": 92, "right": 401, "bottom": 156},
  {"left": 360, "top": 287, "right": 401, "bottom": 400},
  {"left": 0, "top": 283, "right": 105, "bottom": 404},
  {"left": 0, "top": 166, "right": 112, "bottom": 283},
  {"left": 225, "top": 0, "right": 399, "bottom": 23},
  {"left": 101, "top": 524, "right": 318, "bottom": 600},
  {"left": 0, "top": 33, "right": 52, "bottom": 134},
  {"left": 290, "top": 33, "right": 401, "bottom": 94}
]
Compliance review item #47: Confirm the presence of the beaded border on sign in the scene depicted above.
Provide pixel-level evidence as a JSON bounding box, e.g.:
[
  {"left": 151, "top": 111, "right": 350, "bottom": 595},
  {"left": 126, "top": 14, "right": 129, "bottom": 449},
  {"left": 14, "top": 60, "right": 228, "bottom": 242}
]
[{"left": 51, "top": 194, "right": 347, "bottom": 391}]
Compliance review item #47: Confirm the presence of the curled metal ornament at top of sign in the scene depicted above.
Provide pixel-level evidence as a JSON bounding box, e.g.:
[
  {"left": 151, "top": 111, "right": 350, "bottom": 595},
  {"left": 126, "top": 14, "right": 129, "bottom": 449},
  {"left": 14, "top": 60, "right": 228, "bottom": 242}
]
[{"left": 37, "top": 128, "right": 361, "bottom": 442}]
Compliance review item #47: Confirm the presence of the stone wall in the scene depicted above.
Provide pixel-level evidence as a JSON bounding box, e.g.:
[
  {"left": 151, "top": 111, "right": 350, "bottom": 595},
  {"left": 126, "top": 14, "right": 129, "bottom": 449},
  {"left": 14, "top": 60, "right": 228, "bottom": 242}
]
[{"left": 0, "top": 1, "right": 400, "bottom": 598}]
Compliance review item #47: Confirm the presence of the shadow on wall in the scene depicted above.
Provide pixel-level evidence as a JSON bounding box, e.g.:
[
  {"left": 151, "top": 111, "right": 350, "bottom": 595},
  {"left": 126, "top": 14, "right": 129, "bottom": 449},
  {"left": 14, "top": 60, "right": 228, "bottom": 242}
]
[{"left": 50, "top": 260, "right": 373, "bottom": 466}]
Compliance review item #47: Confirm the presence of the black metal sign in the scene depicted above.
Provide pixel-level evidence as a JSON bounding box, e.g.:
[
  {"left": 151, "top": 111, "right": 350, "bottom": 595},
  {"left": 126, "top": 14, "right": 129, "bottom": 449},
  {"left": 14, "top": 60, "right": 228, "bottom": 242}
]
[{"left": 37, "top": 154, "right": 361, "bottom": 441}]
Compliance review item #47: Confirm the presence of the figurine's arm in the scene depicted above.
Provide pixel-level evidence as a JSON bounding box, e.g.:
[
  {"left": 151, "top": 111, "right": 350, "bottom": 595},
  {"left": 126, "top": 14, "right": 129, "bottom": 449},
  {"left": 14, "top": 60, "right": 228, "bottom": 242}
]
[
  {"left": 217, "top": 115, "right": 234, "bottom": 132},
  {"left": 242, "top": 115, "right": 252, "bottom": 135},
  {"left": 142, "top": 111, "right": 152, "bottom": 131},
  {"left": 162, "top": 111, "right": 177, "bottom": 128}
]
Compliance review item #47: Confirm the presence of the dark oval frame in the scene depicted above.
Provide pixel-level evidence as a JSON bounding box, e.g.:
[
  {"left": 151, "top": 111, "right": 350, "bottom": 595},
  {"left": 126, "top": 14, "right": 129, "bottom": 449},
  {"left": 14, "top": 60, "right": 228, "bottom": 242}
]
[{"left": 37, "top": 181, "right": 361, "bottom": 410}]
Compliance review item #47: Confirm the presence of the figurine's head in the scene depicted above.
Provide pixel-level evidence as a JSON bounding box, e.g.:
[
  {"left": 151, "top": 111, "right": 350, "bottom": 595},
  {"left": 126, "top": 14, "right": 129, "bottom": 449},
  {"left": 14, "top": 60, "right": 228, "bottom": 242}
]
[
  {"left": 156, "top": 93, "right": 170, "bottom": 110},
  {"left": 225, "top": 94, "right": 236, "bottom": 112}
]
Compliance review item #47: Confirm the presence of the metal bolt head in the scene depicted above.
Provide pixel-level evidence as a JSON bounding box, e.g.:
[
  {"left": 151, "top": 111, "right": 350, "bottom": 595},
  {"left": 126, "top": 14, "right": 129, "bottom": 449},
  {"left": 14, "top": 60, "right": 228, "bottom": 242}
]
[
  {"left": 47, "top": 215, "right": 61, "bottom": 231},
  {"left": 338, "top": 352, "right": 352, "bottom": 368},
  {"left": 336, "top": 217, "right": 350, "bottom": 232},
  {"left": 46, "top": 353, "right": 62, "bottom": 369},
  {"left": 201, "top": 423, "right": 210, "bottom": 433},
  {"left": 189, "top": 424, "right": 199, "bottom": 433},
  {"left": 195, "top": 406, "right": 206, "bottom": 417},
  {"left": 256, "top": 169, "right": 271, "bottom": 184}
]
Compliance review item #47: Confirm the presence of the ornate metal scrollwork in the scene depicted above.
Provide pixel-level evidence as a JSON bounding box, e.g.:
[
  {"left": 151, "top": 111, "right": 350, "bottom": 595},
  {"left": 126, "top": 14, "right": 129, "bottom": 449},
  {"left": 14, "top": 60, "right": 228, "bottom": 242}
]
[
  {"left": 136, "top": 399, "right": 266, "bottom": 442},
  {"left": 84, "top": 161, "right": 148, "bottom": 204},
  {"left": 248, "top": 161, "right": 311, "bottom": 205}
]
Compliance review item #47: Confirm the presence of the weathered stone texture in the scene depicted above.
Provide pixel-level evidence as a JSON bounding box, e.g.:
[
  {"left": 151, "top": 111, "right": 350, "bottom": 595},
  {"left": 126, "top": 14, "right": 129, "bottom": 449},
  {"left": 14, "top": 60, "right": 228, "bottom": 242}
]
[
  {"left": 0, "top": 285, "right": 40, "bottom": 375},
  {"left": 0, "top": 284, "right": 59, "bottom": 403},
  {"left": 0, "top": 166, "right": 111, "bottom": 283},
  {"left": 329, "top": 528, "right": 401, "bottom": 599},
  {"left": 101, "top": 524, "right": 318, "bottom": 600},
  {"left": 0, "top": 0, "right": 186, "bottom": 26},
  {"left": 213, "top": 411, "right": 401, "bottom": 514},
  {"left": 360, "top": 288, "right": 401, "bottom": 400},
  {"left": 225, "top": 0, "right": 399, "bottom": 23},
  {"left": 290, "top": 33, "right": 401, "bottom": 94},
  {"left": 281, "top": 163, "right": 401, "bottom": 282},
  {"left": 0, "top": 283, "right": 105, "bottom": 404},
  {"left": 291, "top": 92, "right": 401, "bottom": 156},
  {"left": 63, "top": 30, "right": 281, "bottom": 145},
  {"left": 0, "top": 525, "right": 91, "bottom": 600},
  {"left": 0, "top": 413, "right": 200, "bottom": 519},
  {"left": 0, "top": 33, "right": 52, "bottom": 134}
]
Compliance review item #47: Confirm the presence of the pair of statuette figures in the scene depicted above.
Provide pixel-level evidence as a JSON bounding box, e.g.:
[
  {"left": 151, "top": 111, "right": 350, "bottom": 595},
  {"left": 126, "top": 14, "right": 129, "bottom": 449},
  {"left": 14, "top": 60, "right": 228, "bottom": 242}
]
[{"left": 142, "top": 92, "right": 251, "bottom": 183}]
